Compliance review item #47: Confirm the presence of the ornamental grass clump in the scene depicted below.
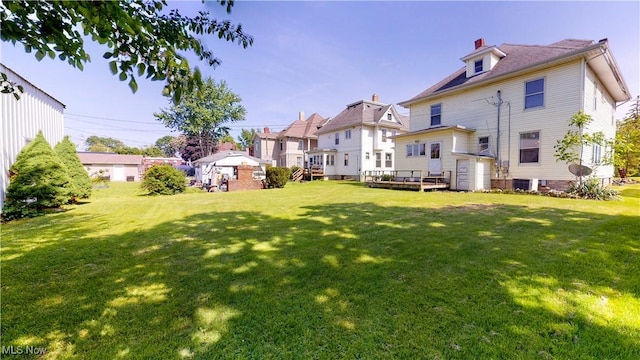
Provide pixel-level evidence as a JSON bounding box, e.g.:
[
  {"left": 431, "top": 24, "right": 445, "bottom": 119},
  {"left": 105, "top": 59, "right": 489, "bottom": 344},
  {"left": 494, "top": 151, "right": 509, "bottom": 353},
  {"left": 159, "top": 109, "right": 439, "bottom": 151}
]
[{"left": 140, "top": 164, "right": 186, "bottom": 195}]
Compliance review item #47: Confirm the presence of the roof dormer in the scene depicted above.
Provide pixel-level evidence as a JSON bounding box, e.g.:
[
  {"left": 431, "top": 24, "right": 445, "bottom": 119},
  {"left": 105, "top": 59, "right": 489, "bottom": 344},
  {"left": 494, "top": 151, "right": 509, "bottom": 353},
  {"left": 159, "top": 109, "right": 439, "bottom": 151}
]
[{"left": 460, "top": 38, "right": 506, "bottom": 78}]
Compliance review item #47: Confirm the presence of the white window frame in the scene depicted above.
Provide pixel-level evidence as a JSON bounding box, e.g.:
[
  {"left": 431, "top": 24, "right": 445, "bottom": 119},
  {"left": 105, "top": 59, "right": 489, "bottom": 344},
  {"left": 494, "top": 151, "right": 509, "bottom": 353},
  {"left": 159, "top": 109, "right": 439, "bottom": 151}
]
[
  {"left": 431, "top": 104, "right": 442, "bottom": 126},
  {"left": 345, "top": 129, "right": 351, "bottom": 139},
  {"left": 519, "top": 131, "right": 540, "bottom": 164},
  {"left": 524, "top": 78, "right": 545, "bottom": 109},
  {"left": 335, "top": 133, "right": 339, "bottom": 145}
]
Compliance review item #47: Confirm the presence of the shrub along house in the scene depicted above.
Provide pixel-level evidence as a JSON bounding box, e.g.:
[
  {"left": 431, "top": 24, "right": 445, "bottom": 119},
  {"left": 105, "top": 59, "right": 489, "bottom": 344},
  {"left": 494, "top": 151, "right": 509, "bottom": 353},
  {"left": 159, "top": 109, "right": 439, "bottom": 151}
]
[{"left": 394, "top": 38, "right": 631, "bottom": 191}]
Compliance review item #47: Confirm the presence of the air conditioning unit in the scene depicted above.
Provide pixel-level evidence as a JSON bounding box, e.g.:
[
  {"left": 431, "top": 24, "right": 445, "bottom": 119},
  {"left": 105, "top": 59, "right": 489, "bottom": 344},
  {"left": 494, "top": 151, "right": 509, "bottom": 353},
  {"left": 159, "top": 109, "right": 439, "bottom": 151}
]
[{"left": 513, "top": 178, "right": 538, "bottom": 191}]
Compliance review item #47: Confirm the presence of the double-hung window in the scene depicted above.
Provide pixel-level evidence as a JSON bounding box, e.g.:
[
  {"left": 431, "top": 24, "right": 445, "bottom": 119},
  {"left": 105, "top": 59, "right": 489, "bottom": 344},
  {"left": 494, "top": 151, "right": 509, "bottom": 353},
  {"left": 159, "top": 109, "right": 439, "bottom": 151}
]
[
  {"left": 474, "top": 59, "right": 483, "bottom": 74},
  {"left": 431, "top": 104, "right": 442, "bottom": 126},
  {"left": 344, "top": 154, "right": 349, "bottom": 166},
  {"left": 345, "top": 129, "right": 351, "bottom": 139},
  {"left": 592, "top": 144, "right": 602, "bottom": 164},
  {"left": 375, "top": 153, "right": 381, "bottom": 168},
  {"left": 479, "top": 137, "right": 489, "bottom": 154},
  {"left": 385, "top": 153, "right": 392, "bottom": 167},
  {"left": 525, "top": 78, "right": 544, "bottom": 109},
  {"left": 381, "top": 129, "right": 387, "bottom": 142},
  {"left": 335, "top": 133, "right": 339, "bottom": 145},
  {"left": 519, "top": 131, "right": 540, "bottom": 163}
]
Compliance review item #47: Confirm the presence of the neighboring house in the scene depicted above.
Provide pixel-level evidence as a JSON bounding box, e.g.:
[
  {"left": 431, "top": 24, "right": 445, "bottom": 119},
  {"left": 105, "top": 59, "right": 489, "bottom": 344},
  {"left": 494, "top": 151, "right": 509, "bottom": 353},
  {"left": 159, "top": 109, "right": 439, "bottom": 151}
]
[
  {"left": 193, "top": 151, "right": 268, "bottom": 189},
  {"left": 395, "top": 38, "right": 631, "bottom": 191},
  {"left": 142, "top": 156, "right": 186, "bottom": 172},
  {"left": 77, "top": 152, "right": 143, "bottom": 181},
  {"left": 253, "top": 112, "right": 329, "bottom": 168},
  {"left": 1, "top": 63, "right": 65, "bottom": 211},
  {"left": 310, "top": 94, "right": 409, "bottom": 180}
]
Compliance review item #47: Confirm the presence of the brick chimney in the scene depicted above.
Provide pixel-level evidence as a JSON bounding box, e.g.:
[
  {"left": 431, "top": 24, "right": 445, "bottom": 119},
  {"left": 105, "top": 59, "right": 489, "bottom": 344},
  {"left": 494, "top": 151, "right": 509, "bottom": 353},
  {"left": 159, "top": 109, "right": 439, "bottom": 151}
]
[
  {"left": 299, "top": 111, "right": 305, "bottom": 121},
  {"left": 372, "top": 93, "right": 379, "bottom": 102},
  {"left": 474, "top": 38, "right": 485, "bottom": 49},
  {"left": 264, "top": 127, "right": 270, "bottom": 134}
]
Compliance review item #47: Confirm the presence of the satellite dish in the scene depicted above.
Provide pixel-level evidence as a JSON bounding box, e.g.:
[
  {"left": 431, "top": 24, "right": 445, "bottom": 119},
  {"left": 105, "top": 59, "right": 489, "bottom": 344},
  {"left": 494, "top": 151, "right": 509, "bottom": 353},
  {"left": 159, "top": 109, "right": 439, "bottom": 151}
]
[{"left": 568, "top": 163, "right": 592, "bottom": 177}]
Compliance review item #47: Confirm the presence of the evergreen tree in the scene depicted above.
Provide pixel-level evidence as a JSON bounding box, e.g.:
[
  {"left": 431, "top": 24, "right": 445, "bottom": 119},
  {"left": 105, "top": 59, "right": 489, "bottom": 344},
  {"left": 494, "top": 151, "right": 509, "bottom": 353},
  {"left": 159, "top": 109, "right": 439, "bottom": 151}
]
[
  {"left": 54, "top": 136, "right": 92, "bottom": 202},
  {"left": 3, "top": 131, "right": 72, "bottom": 220}
]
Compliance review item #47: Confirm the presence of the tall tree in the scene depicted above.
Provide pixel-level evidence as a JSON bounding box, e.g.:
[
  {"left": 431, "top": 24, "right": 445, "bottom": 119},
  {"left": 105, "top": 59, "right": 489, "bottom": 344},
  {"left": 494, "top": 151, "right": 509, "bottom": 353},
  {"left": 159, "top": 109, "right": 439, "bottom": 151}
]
[
  {"left": 614, "top": 96, "right": 640, "bottom": 177},
  {"left": 237, "top": 128, "right": 258, "bottom": 150},
  {"left": 54, "top": 136, "right": 92, "bottom": 202},
  {"left": 154, "top": 77, "right": 246, "bottom": 157},
  {"left": 3, "top": 131, "right": 72, "bottom": 220},
  {"left": 1, "top": 1, "right": 253, "bottom": 102},
  {"left": 155, "top": 135, "right": 177, "bottom": 157},
  {"left": 85, "top": 136, "right": 127, "bottom": 152}
]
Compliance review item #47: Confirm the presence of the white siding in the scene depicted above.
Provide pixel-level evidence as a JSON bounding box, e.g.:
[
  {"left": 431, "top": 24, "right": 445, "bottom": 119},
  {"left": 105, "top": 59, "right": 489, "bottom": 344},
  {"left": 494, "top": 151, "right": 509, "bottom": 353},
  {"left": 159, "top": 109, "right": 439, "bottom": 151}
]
[
  {"left": 405, "top": 61, "right": 593, "bottom": 184},
  {"left": 1, "top": 64, "right": 65, "bottom": 210}
]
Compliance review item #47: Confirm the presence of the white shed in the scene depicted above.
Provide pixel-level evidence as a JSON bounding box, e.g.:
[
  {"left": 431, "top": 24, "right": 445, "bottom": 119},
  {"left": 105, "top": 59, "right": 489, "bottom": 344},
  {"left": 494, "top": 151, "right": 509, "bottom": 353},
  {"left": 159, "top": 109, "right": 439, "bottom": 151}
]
[
  {"left": 1, "top": 63, "right": 65, "bottom": 211},
  {"left": 194, "top": 151, "right": 267, "bottom": 186}
]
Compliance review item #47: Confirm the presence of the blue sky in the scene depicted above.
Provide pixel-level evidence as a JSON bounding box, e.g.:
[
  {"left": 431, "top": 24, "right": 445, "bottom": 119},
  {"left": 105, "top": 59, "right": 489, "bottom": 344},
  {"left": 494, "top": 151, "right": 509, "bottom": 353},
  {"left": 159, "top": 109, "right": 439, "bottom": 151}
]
[{"left": 1, "top": 1, "right": 638, "bottom": 149}]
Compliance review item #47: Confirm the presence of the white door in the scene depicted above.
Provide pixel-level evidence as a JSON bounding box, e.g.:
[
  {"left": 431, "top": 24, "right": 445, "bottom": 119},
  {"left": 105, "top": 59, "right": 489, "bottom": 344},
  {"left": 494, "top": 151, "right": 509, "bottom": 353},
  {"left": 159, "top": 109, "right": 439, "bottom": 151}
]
[
  {"left": 428, "top": 142, "right": 442, "bottom": 175},
  {"left": 456, "top": 159, "right": 469, "bottom": 190},
  {"left": 112, "top": 165, "right": 125, "bottom": 181}
]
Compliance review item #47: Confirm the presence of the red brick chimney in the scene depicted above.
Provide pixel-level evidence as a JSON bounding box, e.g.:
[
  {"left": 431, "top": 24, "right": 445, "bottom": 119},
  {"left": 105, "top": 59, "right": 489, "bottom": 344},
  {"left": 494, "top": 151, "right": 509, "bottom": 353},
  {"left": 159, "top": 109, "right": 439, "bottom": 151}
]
[
  {"left": 474, "top": 38, "right": 485, "bottom": 49},
  {"left": 264, "top": 127, "right": 270, "bottom": 134}
]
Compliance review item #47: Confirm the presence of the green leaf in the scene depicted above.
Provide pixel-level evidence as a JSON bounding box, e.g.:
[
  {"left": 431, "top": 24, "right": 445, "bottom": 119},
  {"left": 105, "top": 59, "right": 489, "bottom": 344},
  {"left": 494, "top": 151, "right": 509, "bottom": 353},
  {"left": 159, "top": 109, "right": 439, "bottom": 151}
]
[
  {"left": 103, "top": 51, "right": 113, "bottom": 59},
  {"left": 13, "top": 92, "right": 20, "bottom": 100},
  {"left": 137, "top": 63, "right": 146, "bottom": 77},
  {"left": 35, "top": 51, "right": 45, "bottom": 61},
  {"left": 128, "top": 78, "right": 138, "bottom": 93},
  {"left": 119, "top": 71, "right": 127, "bottom": 81},
  {"left": 109, "top": 61, "right": 118, "bottom": 75}
]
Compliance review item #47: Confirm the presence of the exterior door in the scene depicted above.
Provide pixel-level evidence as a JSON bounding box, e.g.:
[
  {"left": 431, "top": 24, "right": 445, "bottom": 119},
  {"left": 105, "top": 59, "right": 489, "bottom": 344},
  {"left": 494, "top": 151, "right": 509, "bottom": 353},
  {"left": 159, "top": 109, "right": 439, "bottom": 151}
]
[
  {"left": 428, "top": 142, "right": 442, "bottom": 175},
  {"left": 456, "top": 159, "right": 469, "bottom": 190},
  {"left": 112, "top": 165, "right": 125, "bottom": 181}
]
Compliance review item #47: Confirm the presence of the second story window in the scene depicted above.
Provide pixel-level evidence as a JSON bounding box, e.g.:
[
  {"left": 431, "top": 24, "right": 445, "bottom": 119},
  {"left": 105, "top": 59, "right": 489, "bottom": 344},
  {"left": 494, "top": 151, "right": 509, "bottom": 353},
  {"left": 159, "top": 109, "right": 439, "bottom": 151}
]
[
  {"left": 345, "top": 129, "right": 351, "bottom": 139},
  {"left": 381, "top": 129, "right": 387, "bottom": 142},
  {"left": 474, "top": 59, "right": 483, "bottom": 73},
  {"left": 335, "top": 133, "right": 339, "bottom": 145},
  {"left": 298, "top": 140, "right": 304, "bottom": 150},
  {"left": 525, "top": 78, "right": 544, "bottom": 109},
  {"left": 431, "top": 104, "right": 442, "bottom": 126},
  {"left": 279, "top": 140, "right": 284, "bottom": 151}
]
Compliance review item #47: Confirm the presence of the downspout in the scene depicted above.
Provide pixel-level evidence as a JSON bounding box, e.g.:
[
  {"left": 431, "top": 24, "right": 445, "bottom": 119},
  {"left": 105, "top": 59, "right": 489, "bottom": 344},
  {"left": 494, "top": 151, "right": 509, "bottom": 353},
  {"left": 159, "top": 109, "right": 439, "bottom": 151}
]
[{"left": 496, "top": 90, "right": 502, "bottom": 184}]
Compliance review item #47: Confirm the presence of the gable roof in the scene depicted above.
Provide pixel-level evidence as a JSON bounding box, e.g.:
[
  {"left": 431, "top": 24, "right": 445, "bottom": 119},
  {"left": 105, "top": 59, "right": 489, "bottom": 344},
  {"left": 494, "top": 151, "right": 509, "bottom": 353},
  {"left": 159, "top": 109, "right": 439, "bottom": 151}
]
[
  {"left": 193, "top": 151, "right": 268, "bottom": 165},
  {"left": 317, "top": 99, "right": 409, "bottom": 134},
  {"left": 77, "top": 152, "right": 143, "bottom": 165},
  {"left": 279, "top": 113, "right": 328, "bottom": 139},
  {"left": 399, "top": 38, "right": 630, "bottom": 107}
]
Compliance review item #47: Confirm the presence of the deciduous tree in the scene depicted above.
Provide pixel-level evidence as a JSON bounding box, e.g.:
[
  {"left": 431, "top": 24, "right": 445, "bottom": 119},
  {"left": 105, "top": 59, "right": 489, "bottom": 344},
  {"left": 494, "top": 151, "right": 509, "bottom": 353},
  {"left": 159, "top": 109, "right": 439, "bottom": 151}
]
[
  {"left": 0, "top": 0, "right": 253, "bottom": 102},
  {"left": 154, "top": 77, "right": 246, "bottom": 157},
  {"left": 614, "top": 96, "right": 640, "bottom": 177}
]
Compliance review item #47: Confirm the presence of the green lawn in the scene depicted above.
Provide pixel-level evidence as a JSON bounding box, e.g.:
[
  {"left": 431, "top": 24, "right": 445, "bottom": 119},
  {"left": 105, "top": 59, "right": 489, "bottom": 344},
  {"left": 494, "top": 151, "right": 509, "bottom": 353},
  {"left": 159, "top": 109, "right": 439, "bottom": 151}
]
[{"left": 1, "top": 181, "right": 639, "bottom": 359}]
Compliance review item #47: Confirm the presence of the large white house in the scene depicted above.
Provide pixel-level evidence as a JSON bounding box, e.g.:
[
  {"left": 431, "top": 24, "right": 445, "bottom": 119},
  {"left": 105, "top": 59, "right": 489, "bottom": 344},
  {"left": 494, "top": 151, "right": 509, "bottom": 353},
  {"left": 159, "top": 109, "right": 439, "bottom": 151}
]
[
  {"left": 310, "top": 94, "right": 409, "bottom": 180},
  {"left": 395, "top": 38, "right": 631, "bottom": 191},
  {"left": 1, "top": 64, "right": 65, "bottom": 210}
]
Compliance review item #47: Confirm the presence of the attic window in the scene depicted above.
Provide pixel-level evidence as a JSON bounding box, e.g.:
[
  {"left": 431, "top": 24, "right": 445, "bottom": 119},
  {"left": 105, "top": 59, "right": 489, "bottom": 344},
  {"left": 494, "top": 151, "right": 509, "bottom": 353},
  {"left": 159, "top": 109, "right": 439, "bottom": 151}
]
[
  {"left": 387, "top": 113, "right": 392, "bottom": 121},
  {"left": 474, "top": 60, "right": 483, "bottom": 73}
]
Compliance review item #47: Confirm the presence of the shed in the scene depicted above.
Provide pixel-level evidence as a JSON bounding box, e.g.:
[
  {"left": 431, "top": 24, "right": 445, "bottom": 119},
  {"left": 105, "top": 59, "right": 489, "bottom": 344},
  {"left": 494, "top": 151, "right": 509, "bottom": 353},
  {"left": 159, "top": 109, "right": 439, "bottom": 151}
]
[{"left": 193, "top": 151, "right": 268, "bottom": 186}]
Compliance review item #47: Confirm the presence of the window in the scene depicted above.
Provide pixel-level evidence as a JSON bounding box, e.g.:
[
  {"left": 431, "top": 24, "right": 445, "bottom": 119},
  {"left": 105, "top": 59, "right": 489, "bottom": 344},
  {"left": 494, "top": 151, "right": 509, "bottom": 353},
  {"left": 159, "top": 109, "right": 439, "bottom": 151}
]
[
  {"left": 592, "top": 144, "right": 602, "bottom": 164},
  {"left": 431, "top": 104, "right": 442, "bottom": 126},
  {"left": 344, "top": 153, "right": 349, "bottom": 166},
  {"left": 345, "top": 129, "right": 351, "bottom": 139},
  {"left": 430, "top": 143, "right": 440, "bottom": 159},
  {"left": 365, "top": 152, "right": 370, "bottom": 160},
  {"left": 279, "top": 140, "right": 284, "bottom": 151},
  {"left": 385, "top": 153, "right": 392, "bottom": 167},
  {"left": 381, "top": 129, "right": 387, "bottom": 142},
  {"left": 594, "top": 83, "right": 598, "bottom": 111},
  {"left": 474, "top": 59, "right": 483, "bottom": 73},
  {"left": 519, "top": 131, "right": 540, "bottom": 163},
  {"left": 525, "top": 78, "right": 544, "bottom": 109},
  {"left": 296, "top": 157, "right": 303, "bottom": 167},
  {"left": 298, "top": 140, "right": 304, "bottom": 150},
  {"left": 406, "top": 143, "right": 427, "bottom": 157},
  {"left": 375, "top": 153, "right": 381, "bottom": 167},
  {"left": 387, "top": 113, "right": 392, "bottom": 121},
  {"left": 335, "top": 133, "right": 339, "bottom": 145},
  {"left": 478, "top": 136, "right": 489, "bottom": 154},
  {"left": 329, "top": 155, "right": 334, "bottom": 166}
]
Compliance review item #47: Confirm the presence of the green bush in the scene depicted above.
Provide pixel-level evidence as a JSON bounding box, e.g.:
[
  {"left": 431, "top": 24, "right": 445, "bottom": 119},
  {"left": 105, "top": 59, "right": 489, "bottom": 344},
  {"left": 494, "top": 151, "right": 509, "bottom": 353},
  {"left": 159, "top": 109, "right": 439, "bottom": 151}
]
[
  {"left": 54, "top": 136, "right": 92, "bottom": 202},
  {"left": 566, "top": 177, "right": 620, "bottom": 200},
  {"left": 2, "top": 131, "right": 72, "bottom": 220},
  {"left": 141, "top": 164, "right": 186, "bottom": 195},
  {"left": 266, "top": 166, "right": 290, "bottom": 188}
]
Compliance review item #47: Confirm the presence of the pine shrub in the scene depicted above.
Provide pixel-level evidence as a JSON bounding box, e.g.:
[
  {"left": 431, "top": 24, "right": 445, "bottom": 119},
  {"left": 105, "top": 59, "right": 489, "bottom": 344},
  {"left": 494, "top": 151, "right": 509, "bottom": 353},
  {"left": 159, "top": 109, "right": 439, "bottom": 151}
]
[
  {"left": 141, "top": 164, "right": 186, "bottom": 195},
  {"left": 2, "top": 131, "right": 72, "bottom": 220},
  {"left": 54, "top": 136, "right": 92, "bottom": 202}
]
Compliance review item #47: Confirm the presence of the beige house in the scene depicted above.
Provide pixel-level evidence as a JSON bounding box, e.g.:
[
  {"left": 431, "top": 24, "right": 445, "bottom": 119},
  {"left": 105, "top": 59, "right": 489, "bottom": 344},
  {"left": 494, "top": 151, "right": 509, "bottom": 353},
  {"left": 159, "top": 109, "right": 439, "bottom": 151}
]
[
  {"left": 395, "top": 38, "right": 630, "bottom": 191},
  {"left": 253, "top": 112, "right": 328, "bottom": 168},
  {"left": 77, "top": 152, "right": 143, "bottom": 181}
]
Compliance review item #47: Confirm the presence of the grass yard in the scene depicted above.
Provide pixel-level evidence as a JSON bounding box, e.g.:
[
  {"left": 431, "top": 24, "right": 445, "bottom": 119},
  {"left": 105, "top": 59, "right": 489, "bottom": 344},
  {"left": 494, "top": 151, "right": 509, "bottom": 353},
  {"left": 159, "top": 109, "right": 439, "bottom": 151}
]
[{"left": 1, "top": 181, "right": 639, "bottom": 359}]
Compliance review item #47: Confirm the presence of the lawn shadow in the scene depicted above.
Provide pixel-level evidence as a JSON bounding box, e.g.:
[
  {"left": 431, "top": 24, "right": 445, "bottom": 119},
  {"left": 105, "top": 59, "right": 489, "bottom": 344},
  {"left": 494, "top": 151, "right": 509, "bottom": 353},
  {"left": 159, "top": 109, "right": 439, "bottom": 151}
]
[{"left": 1, "top": 201, "right": 638, "bottom": 358}]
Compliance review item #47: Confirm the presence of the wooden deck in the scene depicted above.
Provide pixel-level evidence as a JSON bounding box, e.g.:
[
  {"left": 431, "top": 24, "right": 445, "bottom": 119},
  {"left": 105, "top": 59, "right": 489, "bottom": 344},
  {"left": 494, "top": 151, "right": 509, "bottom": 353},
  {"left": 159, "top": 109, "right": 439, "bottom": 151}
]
[{"left": 364, "top": 170, "right": 451, "bottom": 191}]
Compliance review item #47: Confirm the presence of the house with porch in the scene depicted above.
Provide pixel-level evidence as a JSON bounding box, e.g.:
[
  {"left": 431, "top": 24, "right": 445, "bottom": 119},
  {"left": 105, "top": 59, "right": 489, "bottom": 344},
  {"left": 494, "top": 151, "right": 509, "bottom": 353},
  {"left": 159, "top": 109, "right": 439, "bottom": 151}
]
[
  {"left": 394, "top": 38, "right": 630, "bottom": 191},
  {"left": 253, "top": 112, "right": 328, "bottom": 168},
  {"left": 309, "top": 94, "right": 409, "bottom": 180}
]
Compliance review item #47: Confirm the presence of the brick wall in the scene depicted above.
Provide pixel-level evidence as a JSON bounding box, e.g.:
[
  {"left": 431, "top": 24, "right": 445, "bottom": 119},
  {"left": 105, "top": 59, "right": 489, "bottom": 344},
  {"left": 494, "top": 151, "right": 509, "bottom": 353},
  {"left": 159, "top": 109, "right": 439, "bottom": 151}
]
[{"left": 228, "top": 164, "right": 264, "bottom": 191}]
